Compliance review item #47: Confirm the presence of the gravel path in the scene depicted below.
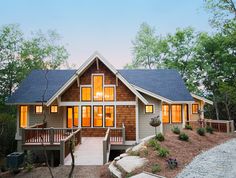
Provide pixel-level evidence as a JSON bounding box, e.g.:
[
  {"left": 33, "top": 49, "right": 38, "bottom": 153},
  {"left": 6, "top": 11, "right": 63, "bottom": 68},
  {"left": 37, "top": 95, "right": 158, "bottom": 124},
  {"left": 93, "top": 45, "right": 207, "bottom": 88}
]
[{"left": 177, "top": 138, "right": 236, "bottom": 178}]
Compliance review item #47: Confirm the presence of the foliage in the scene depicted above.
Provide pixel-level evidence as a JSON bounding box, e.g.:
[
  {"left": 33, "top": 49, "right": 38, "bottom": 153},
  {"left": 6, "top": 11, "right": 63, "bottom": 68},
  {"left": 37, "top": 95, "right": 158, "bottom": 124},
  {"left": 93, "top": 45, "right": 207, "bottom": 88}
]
[
  {"left": 197, "top": 128, "right": 206, "bottom": 136},
  {"left": 151, "top": 164, "right": 161, "bottom": 173},
  {"left": 158, "top": 147, "right": 169, "bottom": 157},
  {"left": 25, "top": 163, "right": 34, "bottom": 172},
  {"left": 172, "top": 126, "right": 180, "bottom": 135},
  {"left": 167, "top": 158, "right": 178, "bottom": 169},
  {"left": 206, "top": 125, "right": 214, "bottom": 134},
  {"left": 128, "top": 151, "right": 140, "bottom": 156},
  {"left": 148, "top": 139, "right": 160, "bottom": 150},
  {"left": 185, "top": 124, "right": 193, "bottom": 130},
  {"left": 178, "top": 132, "right": 189, "bottom": 141},
  {"left": 155, "top": 133, "right": 165, "bottom": 142}
]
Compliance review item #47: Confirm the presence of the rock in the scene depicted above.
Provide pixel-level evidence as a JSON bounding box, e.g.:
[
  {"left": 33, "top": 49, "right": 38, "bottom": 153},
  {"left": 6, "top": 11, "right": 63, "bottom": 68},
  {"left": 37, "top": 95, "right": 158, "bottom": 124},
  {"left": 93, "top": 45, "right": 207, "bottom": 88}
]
[
  {"left": 131, "top": 172, "right": 164, "bottom": 178},
  {"left": 114, "top": 156, "right": 121, "bottom": 161},
  {"left": 108, "top": 161, "right": 122, "bottom": 178},
  {"left": 116, "top": 156, "right": 148, "bottom": 173},
  {"left": 140, "top": 135, "right": 156, "bottom": 144},
  {"left": 126, "top": 147, "right": 132, "bottom": 153},
  {"left": 132, "top": 141, "right": 145, "bottom": 152},
  {"left": 120, "top": 153, "right": 128, "bottom": 158}
]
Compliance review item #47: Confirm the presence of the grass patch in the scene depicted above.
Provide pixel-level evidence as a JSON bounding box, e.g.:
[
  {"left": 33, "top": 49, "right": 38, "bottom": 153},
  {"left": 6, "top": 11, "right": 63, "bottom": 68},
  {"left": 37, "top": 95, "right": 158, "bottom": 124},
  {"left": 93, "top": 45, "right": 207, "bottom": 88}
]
[
  {"left": 158, "top": 147, "right": 169, "bottom": 157},
  {"left": 197, "top": 128, "right": 206, "bottom": 136},
  {"left": 185, "top": 124, "right": 193, "bottom": 130},
  {"left": 172, "top": 126, "right": 180, "bottom": 134},
  {"left": 155, "top": 133, "right": 165, "bottom": 142},
  {"left": 178, "top": 132, "right": 189, "bottom": 141}
]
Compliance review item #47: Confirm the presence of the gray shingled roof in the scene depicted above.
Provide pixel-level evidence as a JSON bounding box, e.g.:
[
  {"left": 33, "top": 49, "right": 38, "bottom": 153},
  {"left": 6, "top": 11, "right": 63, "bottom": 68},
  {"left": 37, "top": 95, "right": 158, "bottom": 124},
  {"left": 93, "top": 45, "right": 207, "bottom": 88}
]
[
  {"left": 7, "top": 70, "right": 75, "bottom": 104},
  {"left": 118, "top": 69, "right": 193, "bottom": 101},
  {"left": 7, "top": 69, "right": 193, "bottom": 104}
]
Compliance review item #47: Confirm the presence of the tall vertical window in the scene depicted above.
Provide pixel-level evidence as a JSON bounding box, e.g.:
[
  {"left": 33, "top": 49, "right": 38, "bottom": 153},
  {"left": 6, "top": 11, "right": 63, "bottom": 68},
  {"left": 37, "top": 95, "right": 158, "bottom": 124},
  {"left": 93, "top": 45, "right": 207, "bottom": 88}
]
[
  {"left": 67, "top": 107, "right": 73, "bottom": 128},
  {"left": 82, "top": 106, "right": 91, "bottom": 127},
  {"left": 184, "top": 105, "right": 188, "bottom": 121},
  {"left": 192, "top": 104, "right": 199, "bottom": 114},
  {"left": 104, "top": 87, "right": 114, "bottom": 101},
  {"left": 93, "top": 106, "right": 103, "bottom": 127},
  {"left": 73, "top": 106, "right": 79, "bottom": 127},
  {"left": 171, "top": 105, "right": 182, "bottom": 123},
  {"left": 162, "top": 104, "right": 170, "bottom": 123},
  {"left": 93, "top": 75, "right": 103, "bottom": 101},
  {"left": 20, "top": 106, "right": 28, "bottom": 128},
  {"left": 81, "top": 87, "right": 91, "bottom": 101},
  {"left": 35, "top": 105, "right": 43, "bottom": 114},
  {"left": 105, "top": 106, "right": 114, "bottom": 127}
]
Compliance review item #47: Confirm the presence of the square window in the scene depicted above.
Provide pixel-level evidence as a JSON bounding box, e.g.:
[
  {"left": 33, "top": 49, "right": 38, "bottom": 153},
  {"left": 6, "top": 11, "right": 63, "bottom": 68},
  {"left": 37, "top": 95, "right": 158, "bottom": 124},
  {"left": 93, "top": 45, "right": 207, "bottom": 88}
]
[
  {"left": 35, "top": 105, "right": 43, "bottom": 114},
  {"left": 50, "top": 105, "right": 58, "bottom": 113},
  {"left": 81, "top": 87, "right": 91, "bottom": 101},
  {"left": 145, "top": 105, "right": 154, "bottom": 113},
  {"left": 104, "top": 87, "right": 114, "bottom": 101},
  {"left": 192, "top": 104, "right": 199, "bottom": 114}
]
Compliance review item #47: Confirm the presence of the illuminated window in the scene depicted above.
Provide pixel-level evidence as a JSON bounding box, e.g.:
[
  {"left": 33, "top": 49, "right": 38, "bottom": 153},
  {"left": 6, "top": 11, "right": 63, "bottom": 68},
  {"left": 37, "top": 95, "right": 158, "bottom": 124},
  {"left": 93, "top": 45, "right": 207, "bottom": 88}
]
[
  {"left": 192, "top": 104, "right": 199, "bottom": 114},
  {"left": 105, "top": 106, "right": 114, "bottom": 127},
  {"left": 20, "top": 106, "right": 28, "bottom": 128},
  {"left": 104, "top": 87, "right": 114, "bottom": 101},
  {"left": 145, "top": 105, "right": 154, "bottom": 113},
  {"left": 81, "top": 87, "right": 91, "bottom": 101},
  {"left": 184, "top": 105, "right": 188, "bottom": 121},
  {"left": 50, "top": 105, "right": 58, "bottom": 113},
  {"left": 162, "top": 105, "right": 170, "bottom": 123},
  {"left": 93, "top": 75, "right": 103, "bottom": 101},
  {"left": 73, "top": 106, "right": 79, "bottom": 127},
  {"left": 35, "top": 105, "right": 43, "bottom": 114},
  {"left": 67, "top": 107, "right": 73, "bottom": 128},
  {"left": 171, "top": 105, "right": 182, "bottom": 123},
  {"left": 82, "top": 106, "right": 91, "bottom": 127},
  {"left": 93, "top": 106, "right": 103, "bottom": 127}
]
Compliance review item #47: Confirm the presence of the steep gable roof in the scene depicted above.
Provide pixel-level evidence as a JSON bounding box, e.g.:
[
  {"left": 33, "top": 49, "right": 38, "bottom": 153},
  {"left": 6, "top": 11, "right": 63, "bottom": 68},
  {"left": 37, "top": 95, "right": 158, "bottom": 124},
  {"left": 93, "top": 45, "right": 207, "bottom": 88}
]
[{"left": 118, "top": 69, "right": 194, "bottom": 102}]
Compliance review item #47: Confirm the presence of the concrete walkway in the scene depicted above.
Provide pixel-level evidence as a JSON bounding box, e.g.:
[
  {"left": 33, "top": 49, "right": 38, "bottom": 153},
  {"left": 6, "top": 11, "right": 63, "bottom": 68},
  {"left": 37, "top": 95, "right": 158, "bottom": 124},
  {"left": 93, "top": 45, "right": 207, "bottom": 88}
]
[{"left": 64, "top": 137, "right": 104, "bottom": 165}]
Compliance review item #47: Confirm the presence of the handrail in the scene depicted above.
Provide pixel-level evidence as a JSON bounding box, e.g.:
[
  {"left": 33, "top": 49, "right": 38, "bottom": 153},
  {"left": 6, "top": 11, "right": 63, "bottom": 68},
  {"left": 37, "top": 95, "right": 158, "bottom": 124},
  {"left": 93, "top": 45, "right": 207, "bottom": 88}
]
[
  {"left": 110, "top": 123, "right": 126, "bottom": 144},
  {"left": 103, "top": 128, "right": 111, "bottom": 164}
]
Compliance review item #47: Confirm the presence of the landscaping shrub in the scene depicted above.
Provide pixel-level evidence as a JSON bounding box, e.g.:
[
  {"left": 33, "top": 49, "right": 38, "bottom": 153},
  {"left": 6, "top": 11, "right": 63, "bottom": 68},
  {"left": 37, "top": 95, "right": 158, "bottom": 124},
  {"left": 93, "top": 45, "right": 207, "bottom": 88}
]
[
  {"left": 178, "top": 132, "right": 189, "bottom": 141},
  {"left": 185, "top": 124, "right": 193, "bottom": 130},
  {"left": 172, "top": 126, "right": 180, "bottom": 134},
  {"left": 197, "top": 128, "right": 205, "bottom": 136},
  {"left": 151, "top": 164, "right": 161, "bottom": 173},
  {"left": 206, "top": 125, "right": 214, "bottom": 134},
  {"left": 158, "top": 147, "right": 169, "bottom": 157},
  {"left": 148, "top": 139, "right": 160, "bottom": 150},
  {"left": 155, "top": 133, "right": 165, "bottom": 142},
  {"left": 167, "top": 158, "right": 178, "bottom": 169}
]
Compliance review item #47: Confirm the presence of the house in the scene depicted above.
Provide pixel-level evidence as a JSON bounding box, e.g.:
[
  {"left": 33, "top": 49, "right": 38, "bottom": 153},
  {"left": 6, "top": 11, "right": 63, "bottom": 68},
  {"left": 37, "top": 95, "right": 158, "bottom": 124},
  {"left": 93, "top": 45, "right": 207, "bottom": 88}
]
[{"left": 7, "top": 51, "right": 213, "bottom": 165}]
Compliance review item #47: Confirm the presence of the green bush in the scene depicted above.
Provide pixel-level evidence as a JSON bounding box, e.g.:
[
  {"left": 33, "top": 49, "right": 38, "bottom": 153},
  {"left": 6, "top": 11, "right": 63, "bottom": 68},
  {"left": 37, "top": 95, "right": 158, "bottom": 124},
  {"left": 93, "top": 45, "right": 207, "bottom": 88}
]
[
  {"left": 172, "top": 126, "right": 180, "bottom": 134},
  {"left": 155, "top": 133, "right": 165, "bottom": 142},
  {"left": 158, "top": 147, "right": 169, "bottom": 157},
  {"left": 148, "top": 139, "right": 160, "bottom": 150},
  {"left": 151, "top": 164, "right": 161, "bottom": 173},
  {"left": 197, "top": 128, "right": 205, "bottom": 136},
  {"left": 178, "top": 132, "right": 189, "bottom": 141},
  {"left": 185, "top": 124, "right": 193, "bottom": 130},
  {"left": 206, "top": 126, "right": 214, "bottom": 134}
]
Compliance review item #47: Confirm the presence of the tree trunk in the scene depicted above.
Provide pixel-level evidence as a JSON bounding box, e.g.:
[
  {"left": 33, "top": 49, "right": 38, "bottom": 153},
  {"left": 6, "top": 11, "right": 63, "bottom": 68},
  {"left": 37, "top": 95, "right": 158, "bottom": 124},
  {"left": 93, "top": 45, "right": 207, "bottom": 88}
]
[
  {"left": 68, "top": 139, "right": 75, "bottom": 178},
  {"left": 213, "top": 94, "right": 220, "bottom": 120}
]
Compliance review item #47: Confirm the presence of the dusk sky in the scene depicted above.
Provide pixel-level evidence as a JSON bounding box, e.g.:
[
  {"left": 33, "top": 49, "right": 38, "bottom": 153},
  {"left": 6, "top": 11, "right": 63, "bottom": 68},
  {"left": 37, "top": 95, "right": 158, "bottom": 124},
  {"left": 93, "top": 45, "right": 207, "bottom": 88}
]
[{"left": 0, "top": 0, "right": 212, "bottom": 68}]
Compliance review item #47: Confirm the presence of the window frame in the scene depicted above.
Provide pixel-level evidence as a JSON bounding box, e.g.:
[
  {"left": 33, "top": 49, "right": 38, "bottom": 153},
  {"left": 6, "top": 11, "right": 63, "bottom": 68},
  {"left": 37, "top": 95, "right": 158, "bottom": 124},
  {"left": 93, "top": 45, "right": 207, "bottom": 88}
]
[
  {"left": 104, "top": 86, "right": 115, "bottom": 101},
  {"left": 192, "top": 104, "right": 199, "bottom": 114},
  {"left": 35, "top": 105, "right": 43, "bottom": 114},
  {"left": 162, "top": 104, "right": 170, "bottom": 124},
  {"left": 145, "top": 104, "right": 154, "bottom": 114},
  {"left": 104, "top": 105, "right": 115, "bottom": 127},
  {"left": 81, "top": 86, "right": 92, "bottom": 101},
  {"left": 171, "top": 104, "right": 182, "bottom": 123},
  {"left": 50, "top": 105, "right": 58, "bottom": 113},
  {"left": 19, "top": 105, "right": 28, "bottom": 128},
  {"left": 81, "top": 105, "right": 91, "bottom": 127},
  {"left": 92, "top": 74, "right": 104, "bottom": 101},
  {"left": 93, "top": 105, "right": 103, "bottom": 127}
]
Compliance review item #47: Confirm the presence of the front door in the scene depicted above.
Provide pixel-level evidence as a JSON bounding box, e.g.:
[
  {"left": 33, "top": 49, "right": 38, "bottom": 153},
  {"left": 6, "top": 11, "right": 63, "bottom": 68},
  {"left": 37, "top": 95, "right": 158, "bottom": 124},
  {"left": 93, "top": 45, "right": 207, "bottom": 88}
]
[{"left": 67, "top": 106, "right": 79, "bottom": 128}]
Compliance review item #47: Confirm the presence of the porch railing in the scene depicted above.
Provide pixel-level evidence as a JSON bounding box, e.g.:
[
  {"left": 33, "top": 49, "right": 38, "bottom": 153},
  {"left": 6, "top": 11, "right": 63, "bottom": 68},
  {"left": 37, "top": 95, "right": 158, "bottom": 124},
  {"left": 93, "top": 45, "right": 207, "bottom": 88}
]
[
  {"left": 103, "top": 128, "right": 111, "bottom": 164},
  {"left": 186, "top": 119, "right": 234, "bottom": 133},
  {"left": 110, "top": 123, "right": 125, "bottom": 144}
]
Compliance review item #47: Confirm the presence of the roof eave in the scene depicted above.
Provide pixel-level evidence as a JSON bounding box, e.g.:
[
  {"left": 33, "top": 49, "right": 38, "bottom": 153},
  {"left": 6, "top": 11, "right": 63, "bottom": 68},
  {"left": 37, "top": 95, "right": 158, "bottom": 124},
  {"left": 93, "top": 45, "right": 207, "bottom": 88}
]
[{"left": 191, "top": 93, "right": 213, "bottom": 105}]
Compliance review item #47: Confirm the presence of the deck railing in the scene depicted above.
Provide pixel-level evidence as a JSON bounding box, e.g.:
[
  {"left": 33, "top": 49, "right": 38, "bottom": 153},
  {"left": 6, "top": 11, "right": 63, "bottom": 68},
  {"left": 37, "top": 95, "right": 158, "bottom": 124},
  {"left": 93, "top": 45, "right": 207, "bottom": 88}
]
[
  {"left": 186, "top": 119, "right": 234, "bottom": 133},
  {"left": 103, "top": 128, "right": 111, "bottom": 164},
  {"left": 110, "top": 123, "right": 125, "bottom": 144}
]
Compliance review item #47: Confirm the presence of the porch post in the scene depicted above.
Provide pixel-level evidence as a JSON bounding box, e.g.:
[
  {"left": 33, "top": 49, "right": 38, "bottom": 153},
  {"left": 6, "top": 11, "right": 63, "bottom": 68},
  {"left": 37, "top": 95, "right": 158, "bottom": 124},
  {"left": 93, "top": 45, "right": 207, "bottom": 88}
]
[
  {"left": 182, "top": 104, "right": 185, "bottom": 128},
  {"left": 160, "top": 101, "right": 163, "bottom": 134},
  {"left": 135, "top": 97, "right": 139, "bottom": 143}
]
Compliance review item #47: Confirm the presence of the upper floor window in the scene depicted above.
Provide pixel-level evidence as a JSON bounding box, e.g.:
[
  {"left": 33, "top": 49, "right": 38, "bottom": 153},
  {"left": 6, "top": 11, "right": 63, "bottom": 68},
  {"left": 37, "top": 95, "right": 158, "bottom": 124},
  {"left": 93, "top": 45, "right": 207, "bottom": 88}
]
[
  {"left": 50, "top": 105, "right": 58, "bottom": 113},
  {"left": 192, "top": 104, "right": 199, "bottom": 114},
  {"left": 104, "top": 87, "right": 114, "bottom": 101},
  {"left": 20, "top": 106, "right": 28, "bottom": 128},
  {"left": 145, "top": 105, "right": 154, "bottom": 113},
  {"left": 35, "top": 105, "right": 43, "bottom": 114},
  {"left": 93, "top": 75, "right": 103, "bottom": 101},
  {"left": 81, "top": 87, "right": 91, "bottom": 101}
]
